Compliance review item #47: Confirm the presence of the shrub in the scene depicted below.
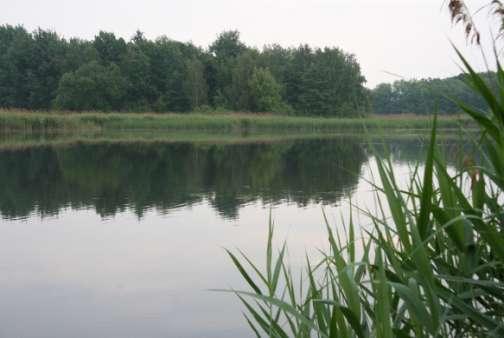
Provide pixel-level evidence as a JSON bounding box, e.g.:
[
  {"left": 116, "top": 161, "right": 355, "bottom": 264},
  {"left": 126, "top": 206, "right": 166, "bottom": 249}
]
[
  {"left": 249, "top": 67, "right": 284, "bottom": 113},
  {"left": 54, "top": 61, "right": 126, "bottom": 111}
]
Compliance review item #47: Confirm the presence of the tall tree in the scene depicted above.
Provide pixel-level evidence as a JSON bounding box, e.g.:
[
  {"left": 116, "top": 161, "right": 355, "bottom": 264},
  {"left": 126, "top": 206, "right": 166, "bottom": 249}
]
[
  {"left": 54, "top": 61, "right": 126, "bottom": 111},
  {"left": 184, "top": 58, "right": 208, "bottom": 110},
  {"left": 209, "top": 30, "right": 246, "bottom": 60},
  {"left": 249, "top": 67, "right": 283, "bottom": 112},
  {"left": 209, "top": 30, "right": 247, "bottom": 108},
  {"left": 27, "top": 29, "right": 67, "bottom": 108},
  {"left": 229, "top": 50, "right": 259, "bottom": 110},
  {"left": 0, "top": 25, "right": 33, "bottom": 108},
  {"left": 93, "top": 31, "right": 127, "bottom": 65},
  {"left": 120, "top": 45, "right": 154, "bottom": 110}
]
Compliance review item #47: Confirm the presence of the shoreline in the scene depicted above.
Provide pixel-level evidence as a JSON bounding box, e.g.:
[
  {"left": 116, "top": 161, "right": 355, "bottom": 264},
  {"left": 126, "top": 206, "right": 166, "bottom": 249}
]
[
  {"left": 0, "top": 110, "right": 472, "bottom": 133},
  {"left": 0, "top": 128, "right": 472, "bottom": 151}
]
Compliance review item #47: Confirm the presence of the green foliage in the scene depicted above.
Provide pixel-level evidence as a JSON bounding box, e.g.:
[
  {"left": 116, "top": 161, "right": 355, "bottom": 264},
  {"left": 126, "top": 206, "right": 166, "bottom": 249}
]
[
  {"left": 184, "top": 57, "right": 208, "bottom": 110},
  {"left": 224, "top": 52, "right": 504, "bottom": 336},
  {"left": 209, "top": 30, "right": 247, "bottom": 60},
  {"left": 0, "top": 110, "right": 468, "bottom": 133},
  {"left": 0, "top": 25, "right": 370, "bottom": 116},
  {"left": 120, "top": 45, "right": 155, "bottom": 111},
  {"left": 93, "top": 31, "right": 127, "bottom": 65},
  {"left": 0, "top": 25, "right": 68, "bottom": 109},
  {"left": 296, "top": 47, "right": 369, "bottom": 116},
  {"left": 27, "top": 29, "right": 67, "bottom": 109},
  {"left": 372, "top": 73, "right": 497, "bottom": 115},
  {"left": 54, "top": 61, "right": 126, "bottom": 111},
  {"left": 62, "top": 38, "right": 99, "bottom": 73},
  {"left": 0, "top": 25, "right": 33, "bottom": 108},
  {"left": 249, "top": 68, "right": 284, "bottom": 113},
  {"left": 4, "top": 24, "right": 496, "bottom": 117},
  {"left": 229, "top": 50, "right": 259, "bottom": 110}
]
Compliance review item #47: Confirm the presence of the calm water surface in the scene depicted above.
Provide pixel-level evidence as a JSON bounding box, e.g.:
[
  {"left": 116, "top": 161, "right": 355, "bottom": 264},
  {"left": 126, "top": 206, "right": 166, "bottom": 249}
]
[{"left": 0, "top": 135, "right": 464, "bottom": 337}]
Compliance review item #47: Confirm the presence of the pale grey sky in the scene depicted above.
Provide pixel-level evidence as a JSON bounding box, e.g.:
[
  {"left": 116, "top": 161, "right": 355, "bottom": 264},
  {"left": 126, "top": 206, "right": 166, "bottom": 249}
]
[{"left": 1, "top": 0, "right": 500, "bottom": 87}]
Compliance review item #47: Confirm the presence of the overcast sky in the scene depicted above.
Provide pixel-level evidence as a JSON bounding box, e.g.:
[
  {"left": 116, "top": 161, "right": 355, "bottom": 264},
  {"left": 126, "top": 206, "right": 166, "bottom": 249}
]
[{"left": 2, "top": 0, "right": 500, "bottom": 87}]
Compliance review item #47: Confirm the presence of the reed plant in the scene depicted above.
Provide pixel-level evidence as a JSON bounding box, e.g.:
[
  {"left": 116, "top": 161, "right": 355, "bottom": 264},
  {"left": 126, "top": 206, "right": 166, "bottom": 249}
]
[
  {"left": 221, "top": 51, "right": 504, "bottom": 337},
  {"left": 0, "top": 109, "right": 467, "bottom": 133}
]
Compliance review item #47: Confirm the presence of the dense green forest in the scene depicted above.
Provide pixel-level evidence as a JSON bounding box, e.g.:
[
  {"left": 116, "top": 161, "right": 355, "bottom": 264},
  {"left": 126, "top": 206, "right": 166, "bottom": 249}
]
[
  {"left": 0, "top": 25, "right": 369, "bottom": 116},
  {"left": 1, "top": 24, "right": 495, "bottom": 117},
  {"left": 371, "top": 73, "right": 495, "bottom": 114}
]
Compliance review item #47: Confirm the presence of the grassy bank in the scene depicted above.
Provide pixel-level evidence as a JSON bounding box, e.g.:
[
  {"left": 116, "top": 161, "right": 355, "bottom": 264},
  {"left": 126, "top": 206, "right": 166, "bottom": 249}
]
[
  {"left": 0, "top": 128, "right": 471, "bottom": 151},
  {"left": 0, "top": 110, "right": 471, "bottom": 133}
]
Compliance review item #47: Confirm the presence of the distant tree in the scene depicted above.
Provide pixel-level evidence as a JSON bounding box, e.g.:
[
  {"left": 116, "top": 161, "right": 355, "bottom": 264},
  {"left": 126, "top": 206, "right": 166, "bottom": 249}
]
[
  {"left": 131, "top": 30, "right": 147, "bottom": 45},
  {"left": 184, "top": 58, "right": 208, "bottom": 110},
  {"left": 260, "top": 45, "right": 290, "bottom": 78},
  {"left": 150, "top": 37, "right": 191, "bottom": 112},
  {"left": 372, "top": 83, "right": 395, "bottom": 114},
  {"left": 371, "top": 73, "right": 495, "bottom": 115},
  {"left": 209, "top": 30, "right": 246, "bottom": 60},
  {"left": 248, "top": 67, "right": 284, "bottom": 112},
  {"left": 93, "top": 31, "right": 127, "bottom": 64},
  {"left": 54, "top": 61, "right": 126, "bottom": 111},
  {"left": 209, "top": 30, "right": 248, "bottom": 109},
  {"left": 62, "top": 38, "right": 99, "bottom": 73},
  {"left": 0, "top": 27, "right": 69, "bottom": 109},
  {"left": 120, "top": 45, "right": 155, "bottom": 110},
  {"left": 259, "top": 44, "right": 291, "bottom": 99},
  {"left": 0, "top": 25, "right": 33, "bottom": 108},
  {"left": 296, "top": 47, "right": 368, "bottom": 116},
  {"left": 284, "top": 45, "right": 313, "bottom": 112},
  {"left": 26, "top": 29, "right": 67, "bottom": 108},
  {"left": 229, "top": 50, "right": 259, "bottom": 110}
]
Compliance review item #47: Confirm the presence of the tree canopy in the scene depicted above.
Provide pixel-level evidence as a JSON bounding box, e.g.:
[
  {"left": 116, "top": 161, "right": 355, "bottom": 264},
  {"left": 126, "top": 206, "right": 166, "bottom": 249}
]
[
  {"left": 0, "top": 25, "right": 369, "bottom": 116},
  {"left": 371, "top": 73, "right": 496, "bottom": 115},
  {"left": 2, "top": 24, "right": 494, "bottom": 116}
]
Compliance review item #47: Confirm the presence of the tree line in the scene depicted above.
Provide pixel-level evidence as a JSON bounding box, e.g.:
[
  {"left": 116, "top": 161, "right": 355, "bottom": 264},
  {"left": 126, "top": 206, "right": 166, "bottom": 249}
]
[
  {"left": 1, "top": 24, "right": 496, "bottom": 116},
  {"left": 371, "top": 72, "right": 496, "bottom": 115},
  {"left": 0, "top": 25, "right": 370, "bottom": 116}
]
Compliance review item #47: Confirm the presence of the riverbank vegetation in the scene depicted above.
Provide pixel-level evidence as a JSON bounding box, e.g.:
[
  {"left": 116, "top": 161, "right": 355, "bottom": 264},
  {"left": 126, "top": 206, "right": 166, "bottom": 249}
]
[
  {"left": 0, "top": 110, "right": 470, "bottom": 133},
  {"left": 0, "top": 128, "right": 472, "bottom": 151}
]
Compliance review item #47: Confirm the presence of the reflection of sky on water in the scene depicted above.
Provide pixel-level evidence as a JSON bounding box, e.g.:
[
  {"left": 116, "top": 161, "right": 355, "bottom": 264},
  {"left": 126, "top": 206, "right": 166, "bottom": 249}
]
[{"left": 0, "top": 203, "right": 334, "bottom": 337}]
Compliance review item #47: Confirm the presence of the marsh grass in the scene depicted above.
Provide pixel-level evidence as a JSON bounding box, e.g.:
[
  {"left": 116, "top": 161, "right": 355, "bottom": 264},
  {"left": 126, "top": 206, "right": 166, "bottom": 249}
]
[
  {"left": 0, "top": 128, "right": 473, "bottom": 152},
  {"left": 220, "top": 52, "right": 504, "bottom": 336},
  {"left": 0, "top": 110, "right": 470, "bottom": 133}
]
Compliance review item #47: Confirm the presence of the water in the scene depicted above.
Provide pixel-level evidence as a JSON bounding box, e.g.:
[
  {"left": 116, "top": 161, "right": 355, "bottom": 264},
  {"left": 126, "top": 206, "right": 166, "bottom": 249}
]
[{"left": 0, "top": 134, "right": 464, "bottom": 337}]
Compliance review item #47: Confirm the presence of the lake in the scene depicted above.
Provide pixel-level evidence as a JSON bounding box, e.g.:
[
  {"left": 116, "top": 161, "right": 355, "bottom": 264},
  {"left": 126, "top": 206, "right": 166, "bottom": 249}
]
[{"left": 0, "top": 133, "right": 465, "bottom": 337}]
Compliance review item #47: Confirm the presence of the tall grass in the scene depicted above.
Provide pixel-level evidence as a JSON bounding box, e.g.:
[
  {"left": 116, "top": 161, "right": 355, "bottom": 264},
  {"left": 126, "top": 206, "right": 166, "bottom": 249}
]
[
  {"left": 0, "top": 110, "right": 469, "bottom": 133},
  {"left": 221, "top": 52, "right": 504, "bottom": 336}
]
